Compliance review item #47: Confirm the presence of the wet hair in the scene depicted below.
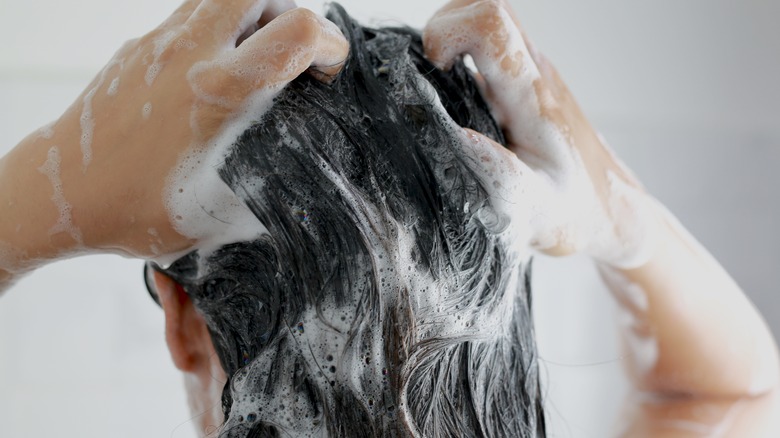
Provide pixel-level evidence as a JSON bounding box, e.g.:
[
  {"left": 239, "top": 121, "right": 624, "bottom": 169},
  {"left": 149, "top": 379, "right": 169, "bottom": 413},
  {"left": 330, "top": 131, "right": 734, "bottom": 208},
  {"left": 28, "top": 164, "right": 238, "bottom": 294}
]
[{"left": 158, "top": 4, "right": 545, "bottom": 437}]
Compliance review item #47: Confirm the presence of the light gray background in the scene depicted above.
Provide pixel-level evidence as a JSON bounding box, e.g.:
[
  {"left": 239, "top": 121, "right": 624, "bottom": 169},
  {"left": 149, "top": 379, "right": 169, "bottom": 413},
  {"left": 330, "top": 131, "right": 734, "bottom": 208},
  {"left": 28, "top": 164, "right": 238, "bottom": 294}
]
[{"left": 1, "top": 0, "right": 778, "bottom": 437}]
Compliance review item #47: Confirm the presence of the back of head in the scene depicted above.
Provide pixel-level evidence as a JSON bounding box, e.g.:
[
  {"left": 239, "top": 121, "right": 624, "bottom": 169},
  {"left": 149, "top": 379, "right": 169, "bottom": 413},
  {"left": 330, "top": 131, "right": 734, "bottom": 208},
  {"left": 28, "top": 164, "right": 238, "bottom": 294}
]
[{"left": 161, "top": 4, "right": 545, "bottom": 437}]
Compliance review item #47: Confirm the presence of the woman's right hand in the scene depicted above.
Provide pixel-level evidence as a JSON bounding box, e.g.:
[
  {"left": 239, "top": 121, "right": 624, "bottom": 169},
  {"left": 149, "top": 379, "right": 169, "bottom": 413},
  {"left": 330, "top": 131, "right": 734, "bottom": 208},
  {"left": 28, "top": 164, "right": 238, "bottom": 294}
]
[
  {"left": 425, "top": 3, "right": 780, "bottom": 436},
  {"left": 0, "top": 0, "right": 349, "bottom": 272}
]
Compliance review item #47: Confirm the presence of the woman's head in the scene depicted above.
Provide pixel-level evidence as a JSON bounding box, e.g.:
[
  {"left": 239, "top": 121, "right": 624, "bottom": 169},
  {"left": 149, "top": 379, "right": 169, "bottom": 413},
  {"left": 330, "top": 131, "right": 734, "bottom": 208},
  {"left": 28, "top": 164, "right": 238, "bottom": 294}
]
[{"left": 153, "top": 4, "right": 545, "bottom": 437}]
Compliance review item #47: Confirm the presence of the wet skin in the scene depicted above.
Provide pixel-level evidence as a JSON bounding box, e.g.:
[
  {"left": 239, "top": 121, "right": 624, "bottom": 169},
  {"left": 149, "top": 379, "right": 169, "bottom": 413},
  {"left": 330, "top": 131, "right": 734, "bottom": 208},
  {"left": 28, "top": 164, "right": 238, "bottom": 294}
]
[
  {"left": 423, "top": 1, "right": 780, "bottom": 436},
  {"left": 1, "top": 0, "right": 778, "bottom": 436}
]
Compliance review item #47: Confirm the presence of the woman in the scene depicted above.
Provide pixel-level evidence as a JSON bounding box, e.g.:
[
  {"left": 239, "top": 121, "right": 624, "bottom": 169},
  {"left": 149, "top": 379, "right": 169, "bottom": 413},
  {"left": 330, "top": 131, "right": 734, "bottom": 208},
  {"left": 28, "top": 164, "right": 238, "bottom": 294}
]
[{"left": 1, "top": 0, "right": 777, "bottom": 436}]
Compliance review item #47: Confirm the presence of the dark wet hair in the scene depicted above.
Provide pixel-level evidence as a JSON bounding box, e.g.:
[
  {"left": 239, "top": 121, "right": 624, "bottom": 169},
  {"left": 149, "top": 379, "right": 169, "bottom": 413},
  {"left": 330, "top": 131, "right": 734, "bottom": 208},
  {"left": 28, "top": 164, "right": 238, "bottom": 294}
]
[{"left": 158, "top": 4, "right": 545, "bottom": 437}]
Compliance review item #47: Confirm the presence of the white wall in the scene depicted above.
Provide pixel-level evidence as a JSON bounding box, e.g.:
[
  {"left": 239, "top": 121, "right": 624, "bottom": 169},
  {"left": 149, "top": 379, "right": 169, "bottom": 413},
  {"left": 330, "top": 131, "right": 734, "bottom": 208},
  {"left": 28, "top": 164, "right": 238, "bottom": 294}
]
[{"left": 1, "top": 1, "right": 778, "bottom": 437}]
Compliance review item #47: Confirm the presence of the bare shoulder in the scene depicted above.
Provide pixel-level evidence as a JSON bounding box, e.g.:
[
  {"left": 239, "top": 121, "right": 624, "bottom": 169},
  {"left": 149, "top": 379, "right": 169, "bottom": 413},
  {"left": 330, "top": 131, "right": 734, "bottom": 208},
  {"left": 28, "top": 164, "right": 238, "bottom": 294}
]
[{"left": 617, "top": 387, "right": 780, "bottom": 437}]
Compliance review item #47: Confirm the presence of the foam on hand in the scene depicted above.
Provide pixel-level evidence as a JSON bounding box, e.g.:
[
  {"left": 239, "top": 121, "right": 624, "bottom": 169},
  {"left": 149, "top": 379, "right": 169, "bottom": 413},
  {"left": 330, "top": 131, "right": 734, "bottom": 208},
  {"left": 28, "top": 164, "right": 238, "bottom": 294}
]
[
  {"left": 79, "top": 58, "right": 123, "bottom": 171},
  {"left": 145, "top": 30, "right": 178, "bottom": 86},
  {"left": 107, "top": 77, "right": 120, "bottom": 96},
  {"left": 158, "top": 5, "right": 344, "bottom": 268},
  {"left": 425, "top": 3, "right": 661, "bottom": 270},
  {"left": 142, "top": 102, "right": 153, "bottom": 120},
  {"left": 157, "top": 88, "right": 282, "bottom": 269},
  {"left": 598, "top": 265, "right": 658, "bottom": 376},
  {"left": 37, "top": 146, "right": 83, "bottom": 245},
  {"left": 37, "top": 122, "right": 55, "bottom": 140}
]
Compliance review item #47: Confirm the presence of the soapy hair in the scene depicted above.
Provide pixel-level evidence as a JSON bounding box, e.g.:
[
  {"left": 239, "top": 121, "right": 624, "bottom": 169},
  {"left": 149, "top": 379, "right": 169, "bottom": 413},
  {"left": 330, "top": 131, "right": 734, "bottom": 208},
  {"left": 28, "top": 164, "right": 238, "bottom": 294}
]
[{"left": 159, "top": 4, "right": 546, "bottom": 437}]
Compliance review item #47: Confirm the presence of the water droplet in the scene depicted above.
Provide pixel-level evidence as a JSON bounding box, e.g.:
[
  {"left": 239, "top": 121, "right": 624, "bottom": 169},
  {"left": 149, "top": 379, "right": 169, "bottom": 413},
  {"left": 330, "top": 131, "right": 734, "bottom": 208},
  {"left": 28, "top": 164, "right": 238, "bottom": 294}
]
[
  {"left": 294, "top": 209, "right": 310, "bottom": 223},
  {"left": 246, "top": 413, "right": 257, "bottom": 423}
]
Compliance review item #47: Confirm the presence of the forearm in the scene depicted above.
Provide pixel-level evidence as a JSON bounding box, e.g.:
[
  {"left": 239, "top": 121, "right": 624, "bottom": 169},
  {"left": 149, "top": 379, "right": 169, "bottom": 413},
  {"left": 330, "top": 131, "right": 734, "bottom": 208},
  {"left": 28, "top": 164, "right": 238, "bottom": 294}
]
[
  {"left": 0, "top": 131, "right": 83, "bottom": 280},
  {"left": 601, "top": 199, "right": 779, "bottom": 398}
]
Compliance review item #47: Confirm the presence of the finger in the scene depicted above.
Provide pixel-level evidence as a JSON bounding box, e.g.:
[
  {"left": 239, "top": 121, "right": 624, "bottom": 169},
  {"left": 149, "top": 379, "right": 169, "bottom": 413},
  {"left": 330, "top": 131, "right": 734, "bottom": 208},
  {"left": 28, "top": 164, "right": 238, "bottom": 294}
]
[
  {"left": 434, "top": 0, "right": 481, "bottom": 15},
  {"left": 187, "top": 0, "right": 275, "bottom": 47},
  {"left": 460, "top": 128, "right": 526, "bottom": 179},
  {"left": 424, "top": 0, "right": 527, "bottom": 73},
  {"left": 234, "top": 8, "right": 349, "bottom": 85},
  {"left": 187, "top": 8, "right": 349, "bottom": 109},
  {"left": 237, "top": 0, "right": 297, "bottom": 47},
  {"left": 424, "top": 1, "right": 568, "bottom": 170},
  {"left": 258, "top": 0, "right": 296, "bottom": 27},
  {"left": 458, "top": 129, "right": 554, "bottom": 243},
  {"left": 425, "top": 1, "right": 535, "bottom": 77},
  {"left": 433, "top": 0, "right": 520, "bottom": 27}
]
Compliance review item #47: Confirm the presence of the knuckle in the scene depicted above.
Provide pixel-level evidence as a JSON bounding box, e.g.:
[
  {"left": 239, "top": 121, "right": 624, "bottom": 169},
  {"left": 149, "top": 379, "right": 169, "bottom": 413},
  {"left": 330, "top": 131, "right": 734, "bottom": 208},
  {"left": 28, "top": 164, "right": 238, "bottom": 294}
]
[
  {"left": 190, "top": 63, "right": 232, "bottom": 98},
  {"left": 287, "top": 7, "right": 319, "bottom": 23},
  {"left": 285, "top": 8, "right": 322, "bottom": 45},
  {"left": 422, "top": 29, "right": 445, "bottom": 58},
  {"left": 474, "top": 0, "right": 507, "bottom": 23},
  {"left": 115, "top": 37, "right": 141, "bottom": 58}
]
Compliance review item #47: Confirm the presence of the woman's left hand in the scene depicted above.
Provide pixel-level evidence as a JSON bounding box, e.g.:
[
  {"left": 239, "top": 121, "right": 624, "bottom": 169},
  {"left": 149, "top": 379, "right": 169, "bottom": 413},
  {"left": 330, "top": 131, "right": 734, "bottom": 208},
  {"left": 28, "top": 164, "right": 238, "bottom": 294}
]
[{"left": 424, "top": 0, "right": 658, "bottom": 269}]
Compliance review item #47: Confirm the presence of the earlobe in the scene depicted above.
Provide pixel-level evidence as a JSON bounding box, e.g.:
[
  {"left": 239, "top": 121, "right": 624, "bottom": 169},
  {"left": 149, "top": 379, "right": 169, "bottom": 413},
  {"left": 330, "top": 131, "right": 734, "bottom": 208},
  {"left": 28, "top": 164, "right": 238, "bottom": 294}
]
[{"left": 152, "top": 270, "right": 211, "bottom": 373}]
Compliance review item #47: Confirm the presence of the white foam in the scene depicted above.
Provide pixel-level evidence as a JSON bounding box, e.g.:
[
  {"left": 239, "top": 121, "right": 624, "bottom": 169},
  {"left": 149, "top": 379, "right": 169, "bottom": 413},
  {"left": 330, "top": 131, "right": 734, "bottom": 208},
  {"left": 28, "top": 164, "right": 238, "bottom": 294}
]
[
  {"left": 213, "top": 103, "right": 533, "bottom": 432},
  {"left": 142, "top": 102, "right": 152, "bottom": 120},
  {"left": 157, "top": 85, "right": 283, "bottom": 270},
  {"left": 617, "top": 306, "right": 658, "bottom": 376},
  {"left": 107, "top": 77, "right": 120, "bottom": 96},
  {"left": 223, "top": 307, "right": 348, "bottom": 437},
  {"left": 155, "top": 19, "right": 311, "bottom": 264},
  {"left": 144, "top": 227, "right": 162, "bottom": 256},
  {"left": 80, "top": 58, "right": 122, "bottom": 170},
  {"left": 427, "top": 5, "right": 571, "bottom": 175},
  {"left": 428, "top": 7, "right": 666, "bottom": 271},
  {"left": 80, "top": 86, "right": 98, "bottom": 169},
  {"left": 599, "top": 265, "right": 657, "bottom": 375},
  {"left": 598, "top": 263, "right": 648, "bottom": 312},
  {"left": 38, "top": 122, "right": 55, "bottom": 139},
  {"left": 177, "top": 18, "right": 539, "bottom": 431},
  {"left": 37, "top": 146, "right": 83, "bottom": 245},
  {"left": 173, "top": 38, "right": 198, "bottom": 51},
  {"left": 595, "top": 170, "right": 657, "bottom": 269},
  {"left": 145, "top": 30, "right": 177, "bottom": 86}
]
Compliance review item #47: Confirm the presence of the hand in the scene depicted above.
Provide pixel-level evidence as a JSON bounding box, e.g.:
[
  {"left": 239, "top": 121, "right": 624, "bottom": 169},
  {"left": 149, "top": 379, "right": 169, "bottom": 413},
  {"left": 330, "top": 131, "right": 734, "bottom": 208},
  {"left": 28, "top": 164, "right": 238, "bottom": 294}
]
[
  {"left": 424, "top": 0, "right": 657, "bottom": 268},
  {"left": 1, "top": 0, "right": 349, "bottom": 267},
  {"left": 426, "top": 5, "right": 780, "bottom": 435}
]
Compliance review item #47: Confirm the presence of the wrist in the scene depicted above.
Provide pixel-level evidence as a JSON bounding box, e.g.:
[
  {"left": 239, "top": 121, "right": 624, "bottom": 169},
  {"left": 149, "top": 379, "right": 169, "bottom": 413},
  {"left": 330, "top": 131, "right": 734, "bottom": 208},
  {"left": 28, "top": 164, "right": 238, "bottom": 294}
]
[{"left": 0, "top": 133, "right": 85, "bottom": 272}]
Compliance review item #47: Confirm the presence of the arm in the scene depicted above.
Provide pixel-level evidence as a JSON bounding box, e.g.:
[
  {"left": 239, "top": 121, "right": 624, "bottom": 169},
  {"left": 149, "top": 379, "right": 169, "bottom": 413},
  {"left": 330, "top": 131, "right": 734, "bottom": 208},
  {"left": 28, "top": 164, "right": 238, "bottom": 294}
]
[
  {"left": 603, "top": 204, "right": 780, "bottom": 436},
  {"left": 423, "top": 1, "right": 779, "bottom": 435},
  {"left": 0, "top": 132, "right": 81, "bottom": 286},
  {"left": 607, "top": 206, "right": 778, "bottom": 397},
  {"left": 0, "top": 0, "right": 349, "bottom": 291}
]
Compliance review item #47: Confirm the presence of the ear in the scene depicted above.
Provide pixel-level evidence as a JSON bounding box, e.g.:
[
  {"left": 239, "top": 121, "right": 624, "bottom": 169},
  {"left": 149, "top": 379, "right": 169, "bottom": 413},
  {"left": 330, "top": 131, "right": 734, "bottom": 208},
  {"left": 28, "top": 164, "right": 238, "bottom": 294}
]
[{"left": 152, "top": 270, "right": 213, "bottom": 373}]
